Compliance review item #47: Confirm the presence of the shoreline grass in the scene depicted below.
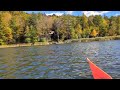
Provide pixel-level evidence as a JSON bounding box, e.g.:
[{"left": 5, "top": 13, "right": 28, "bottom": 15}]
[{"left": 0, "top": 35, "right": 120, "bottom": 48}]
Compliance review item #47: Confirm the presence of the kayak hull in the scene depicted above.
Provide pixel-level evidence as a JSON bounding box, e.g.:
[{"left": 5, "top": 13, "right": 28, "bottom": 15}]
[{"left": 87, "top": 58, "right": 112, "bottom": 79}]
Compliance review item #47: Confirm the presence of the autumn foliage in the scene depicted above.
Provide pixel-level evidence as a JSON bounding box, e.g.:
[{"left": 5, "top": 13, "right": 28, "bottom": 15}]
[{"left": 0, "top": 11, "right": 120, "bottom": 45}]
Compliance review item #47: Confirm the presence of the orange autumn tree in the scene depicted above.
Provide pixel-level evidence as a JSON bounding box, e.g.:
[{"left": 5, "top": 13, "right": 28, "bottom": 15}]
[{"left": 90, "top": 29, "right": 97, "bottom": 37}]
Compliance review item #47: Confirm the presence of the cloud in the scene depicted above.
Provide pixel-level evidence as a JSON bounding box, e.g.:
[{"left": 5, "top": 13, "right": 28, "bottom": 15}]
[
  {"left": 65, "top": 11, "right": 74, "bottom": 15},
  {"left": 45, "top": 11, "right": 74, "bottom": 16},
  {"left": 82, "top": 11, "right": 110, "bottom": 17},
  {"left": 115, "top": 13, "right": 120, "bottom": 16},
  {"left": 46, "top": 12, "right": 64, "bottom": 16}
]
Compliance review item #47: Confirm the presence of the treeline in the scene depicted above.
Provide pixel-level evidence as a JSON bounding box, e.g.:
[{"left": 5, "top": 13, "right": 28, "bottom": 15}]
[{"left": 0, "top": 11, "right": 120, "bottom": 45}]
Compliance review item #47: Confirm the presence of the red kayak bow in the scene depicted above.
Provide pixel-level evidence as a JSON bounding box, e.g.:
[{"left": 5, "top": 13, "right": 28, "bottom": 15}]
[{"left": 87, "top": 58, "right": 112, "bottom": 79}]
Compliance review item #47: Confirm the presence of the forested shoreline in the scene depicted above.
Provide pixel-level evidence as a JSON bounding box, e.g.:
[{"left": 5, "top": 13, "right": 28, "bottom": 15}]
[{"left": 0, "top": 11, "right": 120, "bottom": 45}]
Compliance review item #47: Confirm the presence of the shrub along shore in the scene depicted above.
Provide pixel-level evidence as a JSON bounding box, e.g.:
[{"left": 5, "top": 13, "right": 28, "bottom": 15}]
[{"left": 0, "top": 35, "right": 120, "bottom": 48}]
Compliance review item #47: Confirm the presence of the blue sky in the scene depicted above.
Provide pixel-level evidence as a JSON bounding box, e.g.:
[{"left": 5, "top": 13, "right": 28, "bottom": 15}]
[{"left": 26, "top": 11, "right": 120, "bottom": 17}]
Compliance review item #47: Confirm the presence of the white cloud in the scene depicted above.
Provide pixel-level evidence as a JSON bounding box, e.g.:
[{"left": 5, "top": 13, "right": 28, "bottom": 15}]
[
  {"left": 65, "top": 11, "right": 74, "bottom": 15},
  {"left": 115, "top": 13, "right": 120, "bottom": 16},
  {"left": 82, "top": 11, "right": 110, "bottom": 17},
  {"left": 46, "top": 12, "right": 64, "bottom": 16},
  {"left": 45, "top": 11, "right": 74, "bottom": 16}
]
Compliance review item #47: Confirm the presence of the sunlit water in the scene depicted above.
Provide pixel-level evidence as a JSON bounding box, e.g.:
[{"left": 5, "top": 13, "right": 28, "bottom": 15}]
[{"left": 0, "top": 40, "right": 120, "bottom": 79}]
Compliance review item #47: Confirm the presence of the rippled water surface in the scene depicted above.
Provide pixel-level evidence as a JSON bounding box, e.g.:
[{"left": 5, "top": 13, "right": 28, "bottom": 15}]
[{"left": 0, "top": 40, "right": 120, "bottom": 79}]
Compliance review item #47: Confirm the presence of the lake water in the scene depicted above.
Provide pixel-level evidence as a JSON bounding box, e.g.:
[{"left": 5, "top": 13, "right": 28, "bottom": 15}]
[{"left": 0, "top": 40, "right": 120, "bottom": 79}]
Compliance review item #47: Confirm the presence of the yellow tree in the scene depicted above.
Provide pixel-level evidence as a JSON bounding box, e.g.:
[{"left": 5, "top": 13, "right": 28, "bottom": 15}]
[
  {"left": 75, "top": 24, "right": 82, "bottom": 38},
  {"left": 0, "top": 12, "right": 13, "bottom": 44},
  {"left": 0, "top": 12, "right": 12, "bottom": 27}
]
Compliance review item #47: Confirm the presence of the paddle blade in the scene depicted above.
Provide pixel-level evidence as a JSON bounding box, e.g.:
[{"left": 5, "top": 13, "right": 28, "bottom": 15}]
[{"left": 87, "top": 58, "right": 112, "bottom": 79}]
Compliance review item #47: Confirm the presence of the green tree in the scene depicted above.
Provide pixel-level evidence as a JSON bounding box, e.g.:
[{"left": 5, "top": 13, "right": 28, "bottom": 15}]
[
  {"left": 116, "top": 16, "right": 120, "bottom": 35},
  {"left": 108, "top": 16, "right": 117, "bottom": 36},
  {"left": 3, "top": 27, "right": 13, "bottom": 44}
]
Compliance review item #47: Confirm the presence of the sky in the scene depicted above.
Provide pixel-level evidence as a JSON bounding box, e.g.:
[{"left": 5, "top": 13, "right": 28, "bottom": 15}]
[{"left": 26, "top": 11, "right": 120, "bottom": 17}]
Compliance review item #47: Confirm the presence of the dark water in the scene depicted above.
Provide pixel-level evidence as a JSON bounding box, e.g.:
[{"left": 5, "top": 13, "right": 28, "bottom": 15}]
[{"left": 0, "top": 40, "right": 120, "bottom": 79}]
